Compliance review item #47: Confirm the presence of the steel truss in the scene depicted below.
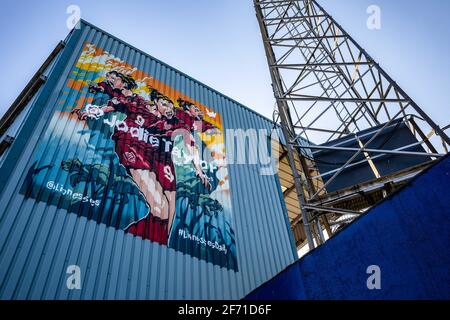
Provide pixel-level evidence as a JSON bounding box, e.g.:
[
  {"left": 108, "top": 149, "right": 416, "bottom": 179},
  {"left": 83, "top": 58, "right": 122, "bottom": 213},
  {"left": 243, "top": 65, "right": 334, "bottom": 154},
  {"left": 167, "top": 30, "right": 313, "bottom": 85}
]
[{"left": 254, "top": 0, "right": 450, "bottom": 250}]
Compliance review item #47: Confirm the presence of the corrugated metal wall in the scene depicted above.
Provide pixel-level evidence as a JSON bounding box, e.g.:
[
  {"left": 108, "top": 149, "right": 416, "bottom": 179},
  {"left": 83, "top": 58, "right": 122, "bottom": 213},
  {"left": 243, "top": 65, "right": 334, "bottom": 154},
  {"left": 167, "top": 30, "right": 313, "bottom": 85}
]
[{"left": 0, "top": 20, "right": 296, "bottom": 299}]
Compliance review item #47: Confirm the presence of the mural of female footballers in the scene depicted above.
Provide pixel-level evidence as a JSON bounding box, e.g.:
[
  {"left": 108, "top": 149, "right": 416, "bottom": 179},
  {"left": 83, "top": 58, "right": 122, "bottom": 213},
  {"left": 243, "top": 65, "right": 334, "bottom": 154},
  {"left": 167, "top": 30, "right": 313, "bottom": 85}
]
[
  {"left": 77, "top": 80, "right": 211, "bottom": 245},
  {"left": 21, "top": 43, "right": 238, "bottom": 271}
]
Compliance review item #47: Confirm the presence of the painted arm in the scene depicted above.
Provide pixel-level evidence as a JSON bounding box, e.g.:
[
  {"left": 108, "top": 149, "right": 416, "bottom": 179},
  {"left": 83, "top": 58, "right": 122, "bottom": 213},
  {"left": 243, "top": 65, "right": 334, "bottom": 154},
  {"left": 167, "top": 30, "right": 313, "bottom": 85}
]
[
  {"left": 172, "top": 128, "right": 211, "bottom": 189},
  {"left": 74, "top": 104, "right": 117, "bottom": 121},
  {"left": 88, "top": 81, "right": 114, "bottom": 97}
]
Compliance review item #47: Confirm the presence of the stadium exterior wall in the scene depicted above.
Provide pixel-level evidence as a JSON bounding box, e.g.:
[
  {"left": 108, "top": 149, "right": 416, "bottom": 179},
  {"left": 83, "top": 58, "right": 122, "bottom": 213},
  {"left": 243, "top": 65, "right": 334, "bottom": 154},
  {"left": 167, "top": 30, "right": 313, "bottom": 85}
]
[{"left": 0, "top": 20, "right": 296, "bottom": 299}]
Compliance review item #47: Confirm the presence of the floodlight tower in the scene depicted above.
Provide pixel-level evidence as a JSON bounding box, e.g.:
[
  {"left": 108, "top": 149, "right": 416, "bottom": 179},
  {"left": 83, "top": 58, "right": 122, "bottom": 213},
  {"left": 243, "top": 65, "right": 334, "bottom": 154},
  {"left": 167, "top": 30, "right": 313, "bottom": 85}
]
[{"left": 254, "top": 0, "right": 450, "bottom": 251}]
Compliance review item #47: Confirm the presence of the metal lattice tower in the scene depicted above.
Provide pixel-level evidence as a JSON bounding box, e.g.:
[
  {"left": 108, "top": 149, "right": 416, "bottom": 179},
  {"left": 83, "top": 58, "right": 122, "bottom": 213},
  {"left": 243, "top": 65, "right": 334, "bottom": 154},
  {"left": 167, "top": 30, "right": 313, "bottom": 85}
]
[{"left": 254, "top": 0, "right": 450, "bottom": 250}]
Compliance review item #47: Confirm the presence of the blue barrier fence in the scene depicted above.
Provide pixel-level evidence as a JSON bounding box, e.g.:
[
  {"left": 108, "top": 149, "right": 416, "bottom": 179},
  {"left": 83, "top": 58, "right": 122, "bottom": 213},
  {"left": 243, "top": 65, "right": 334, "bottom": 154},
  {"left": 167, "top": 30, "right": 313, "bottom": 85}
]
[{"left": 247, "top": 155, "right": 450, "bottom": 300}]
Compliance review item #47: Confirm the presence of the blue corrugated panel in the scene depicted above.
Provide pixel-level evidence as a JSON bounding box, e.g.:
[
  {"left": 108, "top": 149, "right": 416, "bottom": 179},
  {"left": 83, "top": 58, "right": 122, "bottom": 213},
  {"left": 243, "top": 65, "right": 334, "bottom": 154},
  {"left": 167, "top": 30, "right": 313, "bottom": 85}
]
[
  {"left": 0, "top": 20, "right": 296, "bottom": 299},
  {"left": 246, "top": 155, "right": 450, "bottom": 300}
]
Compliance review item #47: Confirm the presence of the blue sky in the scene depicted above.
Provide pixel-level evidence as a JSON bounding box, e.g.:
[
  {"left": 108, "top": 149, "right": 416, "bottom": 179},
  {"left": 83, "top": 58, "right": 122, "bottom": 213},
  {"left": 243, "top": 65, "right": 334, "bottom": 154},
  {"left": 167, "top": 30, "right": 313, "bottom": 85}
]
[{"left": 1, "top": 0, "right": 449, "bottom": 128}]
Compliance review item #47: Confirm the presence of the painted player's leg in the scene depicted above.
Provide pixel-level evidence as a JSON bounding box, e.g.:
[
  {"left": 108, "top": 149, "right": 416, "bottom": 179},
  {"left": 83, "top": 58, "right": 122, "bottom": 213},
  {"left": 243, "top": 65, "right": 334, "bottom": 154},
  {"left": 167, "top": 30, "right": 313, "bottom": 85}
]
[
  {"left": 129, "top": 168, "right": 169, "bottom": 220},
  {"left": 165, "top": 190, "right": 177, "bottom": 244}
]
